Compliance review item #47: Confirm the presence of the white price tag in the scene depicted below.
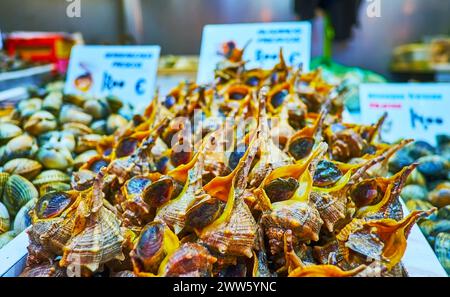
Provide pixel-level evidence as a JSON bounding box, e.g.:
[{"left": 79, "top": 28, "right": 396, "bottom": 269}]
[
  {"left": 360, "top": 83, "right": 450, "bottom": 145},
  {"left": 64, "top": 45, "right": 161, "bottom": 109},
  {"left": 197, "top": 22, "right": 311, "bottom": 84}
]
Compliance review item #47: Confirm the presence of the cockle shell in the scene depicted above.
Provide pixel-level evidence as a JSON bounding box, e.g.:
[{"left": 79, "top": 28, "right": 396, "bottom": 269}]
[
  {"left": 38, "top": 131, "right": 76, "bottom": 152},
  {"left": 17, "top": 98, "right": 42, "bottom": 119},
  {"left": 434, "top": 232, "right": 450, "bottom": 274},
  {"left": 13, "top": 198, "right": 36, "bottom": 234},
  {"left": 0, "top": 201, "right": 10, "bottom": 233},
  {"left": 42, "top": 91, "right": 63, "bottom": 114},
  {"left": 2, "top": 174, "right": 38, "bottom": 216},
  {"left": 0, "top": 123, "right": 22, "bottom": 144},
  {"left": 32, "top": 170, "right": 71, "bottom": 186},
  {"left": 24, "top": 111, "right": 57, "bottom": 136},
  {"left": 37, "top": 142, "right": 74, "bottom": 170},
  {"left": 0, "top": 230, "right": 16, "bottom": 249},
  {"left": 73, "top": 150, "right": 98, "bottom": 170},
  {"left": 59, "top": 104, "right": 93, "bottom": 126},
  {"left": 3, "top": 158, "right": 42, "bottom": 180},
  {"left": 3, "top": 134, "right": 38, "bottom": 160}
]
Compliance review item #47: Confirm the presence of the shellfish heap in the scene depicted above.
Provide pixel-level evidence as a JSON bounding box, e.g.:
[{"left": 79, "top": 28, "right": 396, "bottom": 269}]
[
  {"left": 22, "top": 49, "right": 435, "bottom": 277},
  {"left": 0, "top": 81, "right": 131, "bottom": 248}
]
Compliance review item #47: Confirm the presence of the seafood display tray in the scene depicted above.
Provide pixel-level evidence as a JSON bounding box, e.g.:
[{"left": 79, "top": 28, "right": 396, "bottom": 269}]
[
  {"left": 0, "top": 202, "right": 447, "bottom": 277},
  {"left": 0, "top": 64, "right": 54, "bottom": 97}
]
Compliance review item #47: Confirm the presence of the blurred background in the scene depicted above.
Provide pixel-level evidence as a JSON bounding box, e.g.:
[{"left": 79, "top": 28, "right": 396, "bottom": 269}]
[{"left": 1, "top": 0, "right": 449, "bottom": 77}]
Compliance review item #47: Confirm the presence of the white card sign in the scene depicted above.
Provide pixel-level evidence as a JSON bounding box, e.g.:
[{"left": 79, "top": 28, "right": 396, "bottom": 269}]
[
  {"left": 360, "top": 83, "right": 450, "bottom": 145},
  {"left": 197, "top": 22, "right": 311, "bottom": 84},
  {"left": 65, "top": 45, "right": 161, "bottom": 109}
]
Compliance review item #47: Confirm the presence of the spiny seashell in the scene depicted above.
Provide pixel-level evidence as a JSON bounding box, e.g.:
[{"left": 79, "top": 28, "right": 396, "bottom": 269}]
[
  {"left": 38, "top": 131, "right": 76, "bottom": 152},
  {"left": 310, "top": 191, "right": 346, "bottom": 232},
  {"left": 130, "top": 221, "right": 179, "bottom": 275},
  {"left": 4, "top": 134, "right": 38, "bottom": 160},
  {"left": 406, "top": 200, "right": 437, "bottom": 220},
  {"left": 428, "top": 186, "right": 450, "bottom": 208},
  {"left": 185, "top": 195, "right": 224, "bottom": 229},
  {"left": 74, "top": 150, "right": 98, "bottom": 170},
  {"left": 83, "top": 98, "right": 111, "bottom": 120},
  {"left": 32, "top": 170, "right": 71, "bottom": 186},
  {"left": 42, "top": 91, "right": 63, "bottom": 114},
  {"left": 0, "top": 201, "right": 10, "bottom": 233},
  {"left": 39, "top": 182, "right": 71, "bottom": 196},
  {"left": 401, "top": 184, "right": 428, "bottom": 202},
  {"left": 142, "top": 176, "right": 183, "bottom": 208},
  {"left": 13, "top": 198, "right": 36, "bottom": 234},
  {"left": 3, "top": 158, "right": 42, "bottom": 180},
  {"left": 59, "top": 104, "right": 93, "bottom": 126},
  {"left": 91, "top": 120, "right": 107, "bottom": 135},
  {"left": 17, "top": 98, "right": 42, "bottom": 119},
  {"left": 71, "top": 170, "right": 96, "bottom": 191},
  {"left": 434, "top": 232, "right": 450, "bottom": 274},
  {"left": 24, "top": 111, "right": 57, "bottom": 136},
  {"left": 37, "top": 142, "right": 74, "bottom": 170},
  {"left": 106, "top": 114, "right": 128, "bottom": 134},
  {"left": 2, "top": 174, "right": 38, "bottom": 216},
  {"left": 20, "top": 263, "right": 67, "bottom": 277},
  {"left": 0, "top": 123, "right": 22, "bottom": 144},
  {"left": 60, "top": 207, "right": 124, "bottom": 272},
  {"left": 62, "top": 122, "right": 93, "bottom": 137},
  {"left": 29, "top": 191, "right": 78, "bottom": 254},
  {"left": 159, "top": 243, "right": 217, "bottom": 277},
  {"left": 0, "top": 230, "right": 16, "bottom": 249}
]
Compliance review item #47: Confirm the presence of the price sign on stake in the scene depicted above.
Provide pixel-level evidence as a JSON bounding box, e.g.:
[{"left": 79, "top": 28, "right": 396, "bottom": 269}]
[
  {"left": 65, "top": 45, "right": 161, "bottom": 109},
  {"left": 360, "top": 83, "right": 450, "bottom": 145},
  {"left": 197, "top": 22, "right": 311, "bottom": 84}
]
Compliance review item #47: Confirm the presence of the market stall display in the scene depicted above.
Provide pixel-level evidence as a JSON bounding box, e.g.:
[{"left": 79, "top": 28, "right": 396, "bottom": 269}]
[
  {"left": 0, "top": 81, "right": 131, "bottom": 248},
  {"left": 14, "top": 49, "right": 437, "bottom": 277},
  {"left": 392, "top": 137, "right": 450, "bottom": 274}
]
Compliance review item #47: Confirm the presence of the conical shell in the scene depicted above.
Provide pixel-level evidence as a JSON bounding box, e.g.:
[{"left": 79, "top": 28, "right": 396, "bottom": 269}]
[
  {"left": 60, "top": 207, "right": 124, "bottom": 272},
  {"left": 310, "top": 191, "right": 346, "bottom": 232},
  {"left": 3, "top": 174, "right": 38, "bottom": 216}
]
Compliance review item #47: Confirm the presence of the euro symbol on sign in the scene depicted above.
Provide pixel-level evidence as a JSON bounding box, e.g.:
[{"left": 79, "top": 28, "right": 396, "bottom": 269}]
[{"left": 135, "top": 79, "right": 146, "bottom": 95}]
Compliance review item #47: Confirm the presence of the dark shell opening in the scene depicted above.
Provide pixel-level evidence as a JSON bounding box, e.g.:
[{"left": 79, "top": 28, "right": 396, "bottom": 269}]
[
  {"left": 288, "top": 137, "right": 315, "bottom": 160},
  {"left": 143, "top": 177, "right": 182, "bottom": 208},
  {"left": 35, "top": 192, "right": 73, "bottom": 219},
  {"left": 229, "top": 91, "right": 247, "bottom": 100},
  {"left": 270, "top": 89, "right": 289, "bottom": 109},
  {"left": 245, "top": 76, "right": 260, "bottom": 87},
  {"left": 288, "top": 109, "right": 306, "bottom": 130},
  {"left": 185, "top": 197, "right": 223, "bottom": 229},
  {"left": 116, "top": 138, "right": 138, "bottom": 158},
  {"left": 313, "top": 160, "right": 343, "bottom": 187},
  {"left": 264, "top": 177, "right": 299, "bottom": 202},
  {"left": 156, "top": 156, "right": 170, "bottom": 174},
  {"left": 170, "top": 149, "right": 193, "bottom": 167},
  {"left": 126, "top": 177, "right": 152, "bottom": 195},
  {"left": 135, "top": 223, "right": 164, "bottom": 262},
  {"left": 164, "top": 95, "right": 177, "bottom": 108},
  {"left": 89, "top": 158, "right": 110, "bottom": 173},
  {"left": 349, "top": 180, "right": 381, "bottom": 208},
  {"left": 228, "top": 149, "right": 245, "bottom": 170}
]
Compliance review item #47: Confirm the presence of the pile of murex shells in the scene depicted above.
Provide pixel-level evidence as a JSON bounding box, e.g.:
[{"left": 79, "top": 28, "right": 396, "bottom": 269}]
[
  {"left": 16, "top": 49, "right": 437, "bottom": 277},
  {"left": 0, "top": 81, "right": 131, "bottom": 248}
]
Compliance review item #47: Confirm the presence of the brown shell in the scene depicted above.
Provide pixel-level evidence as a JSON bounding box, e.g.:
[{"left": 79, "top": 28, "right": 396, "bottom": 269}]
[
  {"left": 160, "top": 243, "right": 217, "bottom": 277},
  {"left": 310, "top": 191, "right": 346, "bottom": 232}
]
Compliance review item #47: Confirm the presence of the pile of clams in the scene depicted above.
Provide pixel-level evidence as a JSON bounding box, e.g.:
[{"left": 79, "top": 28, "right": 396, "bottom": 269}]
[
  {"left": 18, "top": 50, "right": 436, "bottom": 277},
  {"left": 0, "top": 81, "right": 131, "bottom": 248},
  {"left": 391, "top": 137, "right": 450, "bottom": 274}
]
